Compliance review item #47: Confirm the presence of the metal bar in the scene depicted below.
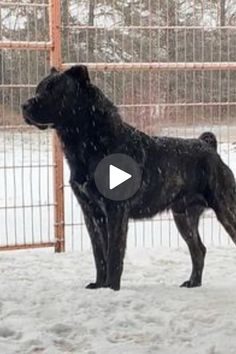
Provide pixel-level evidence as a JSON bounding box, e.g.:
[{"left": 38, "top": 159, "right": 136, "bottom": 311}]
[
  {"left": 0, "top": 164, "right": 55, "bottom": 169},
  {"left": 0, "top": 204, "right": 54, "bottom": 210},
  {"left": 49, "top": 0, "right": 65, "bottom": 253},
  {"left": 62, "top": 62, "right": 236, "bottom": 71},
  {"left": 62, "top": 25, "right": 236, "bottom": 30},
  {"left": 0, "top": 2, "right": 48, "bottom": 7},
  {"left": 0, "top": 242, "right": 54, "bottom": 251},
  {"left": 0, "top": 125, "right": 42, "bottom": 130},
  {"left": 118, "top": 102, "right": 236, "bottom": 107},
  {"left": 0, "top": 41, "right": 52, "bottom": 50},
  {"left": 0, "top": 84, "right": 36, "bottom": 88},
  {"left": 66, "top": 213, "right": 216, "bottom": 227}
]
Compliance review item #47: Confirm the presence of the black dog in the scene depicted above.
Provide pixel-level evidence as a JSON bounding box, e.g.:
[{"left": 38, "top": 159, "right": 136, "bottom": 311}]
[{"left": 22, "top": 65, "right": 236, "bottom": 290}]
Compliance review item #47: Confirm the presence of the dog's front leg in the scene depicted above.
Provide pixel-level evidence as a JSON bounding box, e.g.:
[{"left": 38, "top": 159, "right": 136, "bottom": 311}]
[
  {"left": 105, "top": 207, "right": 129, "bottom": 291},
  {"left": 84, "top": 210, "right": 108, "bottom": 289},
  {"left": 70, "top": 180, "right": 108, "bottom": 289},
  {"left": 78, "top": 199, "right": 108, "bottom": 289}
]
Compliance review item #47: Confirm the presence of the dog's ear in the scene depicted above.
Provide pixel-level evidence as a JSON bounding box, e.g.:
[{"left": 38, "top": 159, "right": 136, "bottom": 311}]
[
  {"left": 50, "top": 67, "right": 59, "bottom": 74},
  {"left": 65, "top": 65, "right": 90, "bottom": 86}
]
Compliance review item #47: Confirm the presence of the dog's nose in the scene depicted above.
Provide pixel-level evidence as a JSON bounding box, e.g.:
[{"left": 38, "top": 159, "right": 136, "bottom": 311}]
[{"left": 21, "top": 101, "right": 29, "bottom": 111}]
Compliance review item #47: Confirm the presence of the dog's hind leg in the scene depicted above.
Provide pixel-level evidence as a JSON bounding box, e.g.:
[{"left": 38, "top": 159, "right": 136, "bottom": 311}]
[
  {"left": 173, "top": 206, "right": 206, "bottom": 288},
  {"left": 211, "top": 164, "right": 236, "bottom": 245},
  {"left": 214, "top": 193, "right": 236, "bottom": 245}
]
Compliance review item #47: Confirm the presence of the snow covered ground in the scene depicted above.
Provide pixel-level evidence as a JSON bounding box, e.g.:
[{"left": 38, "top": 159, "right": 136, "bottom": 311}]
[{"left": 1, "top": 247, "right": 236, "bottom": 353}]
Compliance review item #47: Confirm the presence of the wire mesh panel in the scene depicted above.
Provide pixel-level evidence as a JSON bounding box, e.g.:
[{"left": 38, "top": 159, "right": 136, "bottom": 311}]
[
  {"left": 60, "top": 0, "right": 236, "bottom": 250},
  {"left": 0, "top": 0, "right": 54, "bottom": 250}
]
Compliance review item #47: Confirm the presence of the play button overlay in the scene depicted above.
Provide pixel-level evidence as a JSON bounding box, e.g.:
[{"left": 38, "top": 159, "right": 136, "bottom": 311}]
[
  {"left": 94, "top": 153, "right": 142, "bottom": 201},
  {"left": 109, "top": 165, "right": 132, "bottom": 190}
]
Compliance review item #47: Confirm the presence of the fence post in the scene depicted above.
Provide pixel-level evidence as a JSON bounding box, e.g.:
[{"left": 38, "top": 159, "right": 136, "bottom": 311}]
[{"left": 49, "top": 0, "right": 65, "bottom": 252}]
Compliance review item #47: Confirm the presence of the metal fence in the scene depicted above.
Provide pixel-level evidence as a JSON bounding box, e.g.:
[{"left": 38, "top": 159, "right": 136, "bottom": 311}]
[{"left": 0, "top": 0, "right": 236, "bottom": 251}]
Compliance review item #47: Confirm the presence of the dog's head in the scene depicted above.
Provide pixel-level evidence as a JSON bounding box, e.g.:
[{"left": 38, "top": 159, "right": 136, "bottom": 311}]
[{"left": 22, "top": 65, "right": 91, "bottom": 129}]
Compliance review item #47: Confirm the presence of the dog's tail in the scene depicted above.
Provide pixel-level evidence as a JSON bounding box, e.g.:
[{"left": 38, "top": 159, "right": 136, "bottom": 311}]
[{"left": 199, "top": 132, "right": 217, "bottom": 150}]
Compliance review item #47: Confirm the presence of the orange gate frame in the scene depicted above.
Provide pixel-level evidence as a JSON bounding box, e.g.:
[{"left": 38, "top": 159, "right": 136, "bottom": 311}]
[
  {"left": 0, "top": 0, "right": 65, "bottom": 252},
  {"left": 50, "top": 0, "right": 65, "bottom": 253}
]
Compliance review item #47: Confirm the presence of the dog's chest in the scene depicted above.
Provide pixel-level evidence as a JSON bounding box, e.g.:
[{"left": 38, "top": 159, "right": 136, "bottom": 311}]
[{"left": 69, "top": 176, "right": 97, "bottom": 202}]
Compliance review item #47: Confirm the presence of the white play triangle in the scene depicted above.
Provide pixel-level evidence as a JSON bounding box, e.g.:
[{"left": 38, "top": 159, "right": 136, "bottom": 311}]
[{"left": 109, "top": 164, "right": 132, "bottom": 190}]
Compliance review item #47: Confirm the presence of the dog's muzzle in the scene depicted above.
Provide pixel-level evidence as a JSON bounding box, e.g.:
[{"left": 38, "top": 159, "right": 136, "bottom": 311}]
[{"left": 21, "top": 101, "right": 52, "bottom": 130}]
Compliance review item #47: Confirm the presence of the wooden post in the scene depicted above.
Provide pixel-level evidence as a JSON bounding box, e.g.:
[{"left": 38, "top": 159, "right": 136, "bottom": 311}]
[{"left": 49, "top": 0, "right": 65, "bottom": 252}]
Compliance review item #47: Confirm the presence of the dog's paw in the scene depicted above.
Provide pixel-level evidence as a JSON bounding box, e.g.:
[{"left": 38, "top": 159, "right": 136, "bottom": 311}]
[
  {"left": 180, "top": 280, "right": 201, "bottom": 288},
  {"left": 85, "top": 282, "right": 103, "bottom": 289},
  {"left": 105, "top": 282, "right": 120, "bottom": 291}
]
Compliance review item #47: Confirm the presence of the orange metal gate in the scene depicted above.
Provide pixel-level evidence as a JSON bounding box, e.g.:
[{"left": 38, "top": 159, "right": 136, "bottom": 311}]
[{"left": 0, "top": 0, "right": 65, "bottom": 252}]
